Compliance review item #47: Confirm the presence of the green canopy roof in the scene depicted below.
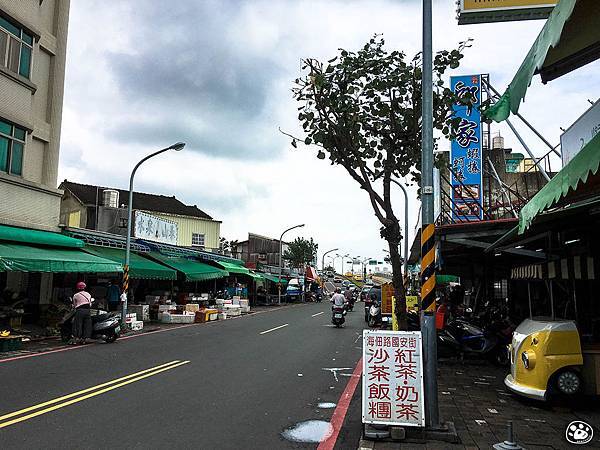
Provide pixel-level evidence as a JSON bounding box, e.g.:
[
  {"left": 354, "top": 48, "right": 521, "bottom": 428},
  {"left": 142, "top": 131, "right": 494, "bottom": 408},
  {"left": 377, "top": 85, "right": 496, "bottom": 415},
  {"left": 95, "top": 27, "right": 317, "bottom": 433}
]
[
  {"left": 0, "top": 224, "right": 84, "bottom": 248},
  {"left": 518, "top": 131, "right": 600, "bottom": 234},
  {"left": 263, "top": 274, "right": 288, "bottom": 284},
  {"left": 84, "top": 246, "right": 176, "bottom": 280},
  {"left": 0, "top": 243, "right": 123, "bottom": 273},
  {"left": 484, "top": 0, "right": 577, "bottom": 122},
  {"left": 214, "top": 261, "right": 251, "bottom": 276},
  {"left": 147, "top": 253, "right": 227, "bottom": 282}
]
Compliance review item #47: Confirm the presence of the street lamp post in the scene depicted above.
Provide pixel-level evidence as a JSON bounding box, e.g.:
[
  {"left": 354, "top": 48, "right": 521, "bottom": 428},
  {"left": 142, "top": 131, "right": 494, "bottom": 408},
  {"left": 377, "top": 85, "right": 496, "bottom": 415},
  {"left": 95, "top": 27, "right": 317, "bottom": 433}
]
[
  {"left": 321, "top": 247, "right": 338, "bottom": 288},
  {"left": 391, "top": 178, "right": 410, "bottom": 277},
  {"left": 340, "top": 253, "right": 349, "bottom": 276},
  {"left": 278, "top": 224, "right": 305, "bottom": 305},
  {"left": 123, "top": 142, "right": 185, "bottom": 323},
  {"left": 421, "top": 0, "right": 440, "bottom": 428}
]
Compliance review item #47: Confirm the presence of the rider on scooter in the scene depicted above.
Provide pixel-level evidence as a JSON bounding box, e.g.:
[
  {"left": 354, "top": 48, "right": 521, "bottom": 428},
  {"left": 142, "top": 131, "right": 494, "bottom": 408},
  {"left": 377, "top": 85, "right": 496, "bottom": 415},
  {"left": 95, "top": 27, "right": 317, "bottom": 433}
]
[{"left": 331, "top": 287, "right": 345, "bottom": 308}]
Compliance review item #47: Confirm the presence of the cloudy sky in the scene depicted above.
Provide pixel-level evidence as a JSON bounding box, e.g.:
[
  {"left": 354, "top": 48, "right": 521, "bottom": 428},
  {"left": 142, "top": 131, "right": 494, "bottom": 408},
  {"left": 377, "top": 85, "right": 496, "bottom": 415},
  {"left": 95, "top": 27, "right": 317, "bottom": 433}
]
[{"left": 59, "top": 0, "right": 600, "bottom": 272}]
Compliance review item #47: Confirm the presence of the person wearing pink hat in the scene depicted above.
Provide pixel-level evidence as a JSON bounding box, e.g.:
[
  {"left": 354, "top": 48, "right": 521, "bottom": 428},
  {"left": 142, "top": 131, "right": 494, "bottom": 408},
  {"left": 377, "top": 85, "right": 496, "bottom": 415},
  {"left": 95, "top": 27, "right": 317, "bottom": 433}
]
[{"left": 71, "top": 281, "right": 93, "bottom": 344}]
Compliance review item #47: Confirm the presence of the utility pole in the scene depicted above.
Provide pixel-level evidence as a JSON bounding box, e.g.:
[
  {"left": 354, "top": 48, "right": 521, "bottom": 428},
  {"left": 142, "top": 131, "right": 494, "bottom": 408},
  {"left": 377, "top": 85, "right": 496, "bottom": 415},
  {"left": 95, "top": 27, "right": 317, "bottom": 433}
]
[{"left": 421, "top": 0, "right": 440, "bottom": 429}]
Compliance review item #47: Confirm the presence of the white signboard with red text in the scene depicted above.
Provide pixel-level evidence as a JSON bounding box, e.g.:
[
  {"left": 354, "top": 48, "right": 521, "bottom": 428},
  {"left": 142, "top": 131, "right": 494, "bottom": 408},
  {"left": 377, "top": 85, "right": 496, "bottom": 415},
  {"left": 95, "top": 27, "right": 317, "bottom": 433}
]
[{"left": 362, "top": 330, "right": 425, "bottom": 427}]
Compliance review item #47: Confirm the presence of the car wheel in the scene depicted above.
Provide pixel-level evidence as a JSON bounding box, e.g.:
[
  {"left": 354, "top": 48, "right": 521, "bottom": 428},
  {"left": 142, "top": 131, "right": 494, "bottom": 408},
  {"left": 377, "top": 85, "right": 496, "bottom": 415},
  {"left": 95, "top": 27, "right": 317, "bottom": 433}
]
[{"left": 556, "top": 370, "right": 582, "bottom": 396}]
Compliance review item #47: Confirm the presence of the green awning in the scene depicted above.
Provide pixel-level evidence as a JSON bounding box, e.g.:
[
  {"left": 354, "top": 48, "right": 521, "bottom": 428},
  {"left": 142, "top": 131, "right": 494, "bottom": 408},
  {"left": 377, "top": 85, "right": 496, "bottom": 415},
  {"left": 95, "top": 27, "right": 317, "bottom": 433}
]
[
  {"left": 0, "top": 224, "right": 84, "bottom": 248},
  {"left": 83, "top": 246, "right": 176, "bottom": 280},
  {"left": 437, "top": 274, "right": 460, "bottom": 284},
  {"left": 214, "top": 261, "right": 251, "bottom": 276},
  {"left": 263, "top": 274, "right": 288, "bottom": 284},
  {"left": 248, "top": 271, "right": 265, "bottom": 281},
  {"left": 0, "top": 243, "right": 123, "bottom": 273},
  {"left": 147, "top": 253, "right": 228, "bottom": 282},
  {"left": 518, "top": 131, "right": 600, "bottom": 234},
  {"left": 484, "top": 0, "right": 578, "bottom": 122}
]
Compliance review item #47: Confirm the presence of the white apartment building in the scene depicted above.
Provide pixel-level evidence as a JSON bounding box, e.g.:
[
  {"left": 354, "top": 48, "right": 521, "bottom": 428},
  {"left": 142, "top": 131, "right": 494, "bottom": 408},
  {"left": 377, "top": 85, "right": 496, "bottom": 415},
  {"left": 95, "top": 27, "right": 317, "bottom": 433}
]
[{"left": 0, "top": 0, "right": 70, "bottom": 231}]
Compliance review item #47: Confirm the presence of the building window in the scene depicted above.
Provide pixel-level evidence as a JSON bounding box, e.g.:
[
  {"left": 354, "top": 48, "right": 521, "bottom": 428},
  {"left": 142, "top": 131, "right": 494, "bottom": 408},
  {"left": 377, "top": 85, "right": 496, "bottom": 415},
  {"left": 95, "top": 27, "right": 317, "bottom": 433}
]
[
  {"left": 0, "top": 17, "right": 33, "bottom": 79},
  {"left": 191, "top": 233, "right": 205, "bottom": 248},
  {"left": 0, "top": 119, "right": 25, "bottom": 176}
]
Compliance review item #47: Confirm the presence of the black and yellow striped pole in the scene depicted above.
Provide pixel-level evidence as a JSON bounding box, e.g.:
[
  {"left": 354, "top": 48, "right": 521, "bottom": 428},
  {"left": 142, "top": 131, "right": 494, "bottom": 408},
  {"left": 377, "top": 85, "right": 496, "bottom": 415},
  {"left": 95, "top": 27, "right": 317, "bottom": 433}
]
[
  {"left": 122, "top": 264, "right": 129, "bottom": 321},
  {"left": 420, "top": 224, "right": 436, "bottom": 313}
]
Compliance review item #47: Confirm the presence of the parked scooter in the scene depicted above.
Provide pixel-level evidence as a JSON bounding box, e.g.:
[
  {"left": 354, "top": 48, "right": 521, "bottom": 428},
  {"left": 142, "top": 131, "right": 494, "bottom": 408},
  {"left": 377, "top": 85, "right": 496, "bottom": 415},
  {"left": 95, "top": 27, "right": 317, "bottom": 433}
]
[
  {"left": 437, "top": 317, "right": 507, "bottom": 364},
  {"left": 332, "top": 304, "right": 346, "bottom": 328},
  {"left": 60, "top": 306, "right": 121, "bottom": 344}
]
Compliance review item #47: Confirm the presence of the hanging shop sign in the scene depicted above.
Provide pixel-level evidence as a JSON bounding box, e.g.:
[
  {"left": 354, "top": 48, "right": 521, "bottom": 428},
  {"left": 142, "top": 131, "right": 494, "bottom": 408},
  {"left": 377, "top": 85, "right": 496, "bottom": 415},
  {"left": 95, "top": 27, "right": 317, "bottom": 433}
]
[
  {"left": 381, "top": 282, "right": 394, "bottom": 315},
  {"left": 134, "top": 211, "right": 178, "bottom": 245},
  {"left": 369, "top": 259, "right": 378, "bottom": 266},
  {"left": 450, "top": 74, "right": 483, "bottom": 221},
  {"left": 362, "top": 330, "right": 425, "bottom": 427},
  {"left": 561, "top": 101, "right": 600, "bottom": 166},
  {"left": 457, "top": 1, "right": 556, "bottom": 25}
]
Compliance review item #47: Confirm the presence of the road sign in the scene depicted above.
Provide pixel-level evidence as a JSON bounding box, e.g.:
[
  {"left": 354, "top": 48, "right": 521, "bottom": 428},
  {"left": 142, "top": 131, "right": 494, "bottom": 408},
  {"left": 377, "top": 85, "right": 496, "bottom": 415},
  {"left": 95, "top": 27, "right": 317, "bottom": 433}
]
[{"left": 362, "top": 330, "right": 425, "bottom": 427}]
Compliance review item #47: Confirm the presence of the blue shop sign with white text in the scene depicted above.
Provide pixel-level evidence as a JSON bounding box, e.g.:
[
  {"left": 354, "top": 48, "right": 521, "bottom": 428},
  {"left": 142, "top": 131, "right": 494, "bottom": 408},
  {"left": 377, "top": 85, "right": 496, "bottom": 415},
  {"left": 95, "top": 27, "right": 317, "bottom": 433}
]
[{"left": 450, "top": 74, "right": 483, "bottom": 221}]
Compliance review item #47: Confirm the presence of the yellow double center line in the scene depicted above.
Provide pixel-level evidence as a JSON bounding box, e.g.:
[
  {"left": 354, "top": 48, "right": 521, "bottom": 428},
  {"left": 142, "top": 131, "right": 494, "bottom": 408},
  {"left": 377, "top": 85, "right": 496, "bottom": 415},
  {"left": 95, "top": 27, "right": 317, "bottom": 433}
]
[{"left": 0, "top": 360, "right": 190, "bottom": 429}]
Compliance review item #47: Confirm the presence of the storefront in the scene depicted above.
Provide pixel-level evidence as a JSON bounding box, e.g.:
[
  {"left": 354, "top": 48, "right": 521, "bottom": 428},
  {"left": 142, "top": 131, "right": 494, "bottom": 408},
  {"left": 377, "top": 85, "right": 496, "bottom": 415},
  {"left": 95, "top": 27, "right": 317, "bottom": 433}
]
[{"left": 0, "top": 224, "right": 123, "bottom": 330}]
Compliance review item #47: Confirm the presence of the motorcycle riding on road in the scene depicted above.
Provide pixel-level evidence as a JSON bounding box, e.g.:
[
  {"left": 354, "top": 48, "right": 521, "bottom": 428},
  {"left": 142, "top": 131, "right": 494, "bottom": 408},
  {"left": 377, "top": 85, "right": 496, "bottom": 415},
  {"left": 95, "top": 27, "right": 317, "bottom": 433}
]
[{"left": 330, "top": 288, "right": 347, "bottom": 328}]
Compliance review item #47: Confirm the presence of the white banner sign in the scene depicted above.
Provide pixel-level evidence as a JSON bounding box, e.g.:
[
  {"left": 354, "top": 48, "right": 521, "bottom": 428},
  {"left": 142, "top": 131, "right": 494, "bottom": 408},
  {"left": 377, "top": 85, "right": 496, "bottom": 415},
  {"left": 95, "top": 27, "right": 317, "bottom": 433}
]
[
  {"left": 362, "top": 330, "right": 425, "bottom": 427},
  {"left": 561, "top": 101, "right": 600, "bottom": 166},
  {"left": 134, "top": 211, "right": 178, "bottom": 245}
]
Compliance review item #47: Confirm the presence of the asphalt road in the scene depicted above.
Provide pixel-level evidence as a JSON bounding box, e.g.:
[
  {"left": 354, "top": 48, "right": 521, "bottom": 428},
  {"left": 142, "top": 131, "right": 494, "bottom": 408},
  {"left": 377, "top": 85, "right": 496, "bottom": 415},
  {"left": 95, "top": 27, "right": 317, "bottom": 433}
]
[{"left": 0, "top": 302, "right": 365, "bottom": 449}]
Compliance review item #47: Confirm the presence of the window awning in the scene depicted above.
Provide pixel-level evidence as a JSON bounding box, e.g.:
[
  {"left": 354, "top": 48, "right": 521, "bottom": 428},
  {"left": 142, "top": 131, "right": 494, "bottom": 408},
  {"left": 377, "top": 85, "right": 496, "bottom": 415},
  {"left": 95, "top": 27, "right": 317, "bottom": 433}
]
[
  {"left": 0, "top": 224, "right": 84, "bottom": 248},
  {"left": 147, "top": 253, "right": 227, "bottom": 282},
  {"left": 83, "top": 246, "right": 176, "bottom": 280},
  {"left": 0, "top": 243, "right": 123, "bottom": 273},
  {"left": 484, "top": 0, "right": 600, "bottom": 122},
  {"left": 518, "top": 131, "right": 600, "bottom": 233}
]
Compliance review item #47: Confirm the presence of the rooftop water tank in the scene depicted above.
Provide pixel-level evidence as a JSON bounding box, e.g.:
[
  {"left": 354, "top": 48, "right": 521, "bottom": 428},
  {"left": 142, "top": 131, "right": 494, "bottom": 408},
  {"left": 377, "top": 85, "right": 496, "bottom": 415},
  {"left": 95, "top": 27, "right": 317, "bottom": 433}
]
[{"left": 102, "top": 189, "right": 119, "bottom": 208}]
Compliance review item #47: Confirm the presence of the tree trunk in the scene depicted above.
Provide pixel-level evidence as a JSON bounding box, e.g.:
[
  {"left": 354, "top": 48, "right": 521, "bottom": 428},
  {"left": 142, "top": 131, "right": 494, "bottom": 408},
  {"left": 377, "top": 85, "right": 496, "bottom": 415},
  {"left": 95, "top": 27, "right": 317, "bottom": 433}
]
[{"left": 388, "top": 238, "right": 407, "bottom": 330}]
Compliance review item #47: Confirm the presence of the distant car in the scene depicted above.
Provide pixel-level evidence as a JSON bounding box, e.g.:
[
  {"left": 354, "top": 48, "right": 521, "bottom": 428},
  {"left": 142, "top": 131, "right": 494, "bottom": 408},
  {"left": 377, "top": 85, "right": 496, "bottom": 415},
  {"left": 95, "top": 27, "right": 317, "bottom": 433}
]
[
  {"left": 334, "top": 277, "right": 343, "bottom": 283},
  {"left": 341, "top": 280, "right": 351, "bottom": 288}
]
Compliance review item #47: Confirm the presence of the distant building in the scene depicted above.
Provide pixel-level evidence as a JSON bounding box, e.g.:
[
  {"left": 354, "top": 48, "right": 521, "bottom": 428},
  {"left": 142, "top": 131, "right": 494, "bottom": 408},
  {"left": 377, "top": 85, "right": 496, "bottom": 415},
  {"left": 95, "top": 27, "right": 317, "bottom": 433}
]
[
  {"left": 232, "top": 233, "right": 290, "bottom": 272},
  {"left": 59, "top": 180, "right": 222, "bottom": 252},
  {"left": 440, "top": 132, "right": 552, "bottom": 224},
  {"left": 0, "top": 0, "right": 70, "bottom": 231}
]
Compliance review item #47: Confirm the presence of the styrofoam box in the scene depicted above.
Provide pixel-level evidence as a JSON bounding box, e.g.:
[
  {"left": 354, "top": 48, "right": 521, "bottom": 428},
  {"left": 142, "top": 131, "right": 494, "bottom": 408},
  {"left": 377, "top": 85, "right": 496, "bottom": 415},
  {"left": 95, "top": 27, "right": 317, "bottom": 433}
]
[
  {"left": 223, "top": 305, "right": 241, "bottom": 317},
  {"left": 209, "top": 313, "right": 218, "bottom": 321},
  {"left": 130, "top": 320, "right": 144, "bottom": 331},
  {"left": 241, "top": 305, "right": 250, "bottom": 313},
  {"left": 158, "top": 305, "right": 175, "bottom": 312},
  {"left": 217, "top": 313, "right": 227, "bottom": 320},
  {"left": 162, "top": 313, "right": 195, "bottom": 324},
  {"left": 129, "top": 305, "right": 149, "bottom": 321},
  {"left": 185, "top": 304, "right": 200, "bottom": 312}
]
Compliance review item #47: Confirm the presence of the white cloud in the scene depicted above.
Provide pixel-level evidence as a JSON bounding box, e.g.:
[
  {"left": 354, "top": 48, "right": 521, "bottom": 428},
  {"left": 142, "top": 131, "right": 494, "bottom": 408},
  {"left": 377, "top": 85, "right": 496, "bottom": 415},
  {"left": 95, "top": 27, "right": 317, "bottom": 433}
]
[{"left": 59, "top": 0, "right": 600, "bottom": 272}]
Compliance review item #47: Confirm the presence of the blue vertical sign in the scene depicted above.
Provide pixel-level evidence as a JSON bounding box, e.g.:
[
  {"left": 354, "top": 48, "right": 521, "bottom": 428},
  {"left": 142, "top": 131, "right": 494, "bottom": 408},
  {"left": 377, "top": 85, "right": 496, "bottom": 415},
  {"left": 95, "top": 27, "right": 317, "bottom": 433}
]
[{"left": 450, "top": 74, "right": 483, "bottom": 221}]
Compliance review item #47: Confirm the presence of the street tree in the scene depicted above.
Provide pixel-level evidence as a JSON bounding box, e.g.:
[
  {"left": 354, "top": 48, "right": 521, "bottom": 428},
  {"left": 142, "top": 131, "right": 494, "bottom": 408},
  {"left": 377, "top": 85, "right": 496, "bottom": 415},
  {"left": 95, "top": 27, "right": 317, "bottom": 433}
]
[
  {"left": 287, "top": 36, "right": 468, "bottom": 329},
  {"left": 283, "top": 237, "right": 318, "bottom": 268}
]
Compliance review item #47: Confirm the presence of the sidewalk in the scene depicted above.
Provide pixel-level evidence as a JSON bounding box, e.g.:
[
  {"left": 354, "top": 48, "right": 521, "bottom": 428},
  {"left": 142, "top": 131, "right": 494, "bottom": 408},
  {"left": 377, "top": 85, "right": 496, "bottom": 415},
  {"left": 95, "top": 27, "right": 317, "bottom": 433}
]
[
  {"left": 359, "top": 358, "right": 600, "bottom": 449},
  {"left": 0, "top": 304, "right": 290, "bottom": 361}
]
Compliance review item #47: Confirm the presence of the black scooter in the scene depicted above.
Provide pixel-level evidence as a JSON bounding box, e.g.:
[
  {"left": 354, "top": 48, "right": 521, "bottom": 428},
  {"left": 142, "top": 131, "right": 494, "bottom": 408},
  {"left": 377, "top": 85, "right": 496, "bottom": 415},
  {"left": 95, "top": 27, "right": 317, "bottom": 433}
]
[
  {"left": 437, "top": 318, "right": 501, "bottom": 363},
  {"left": 60, "top": 307, "right": 121, "bottom": 343},
  {"left": 332, "top": 304, "right": 346, "bottom": 328}
]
